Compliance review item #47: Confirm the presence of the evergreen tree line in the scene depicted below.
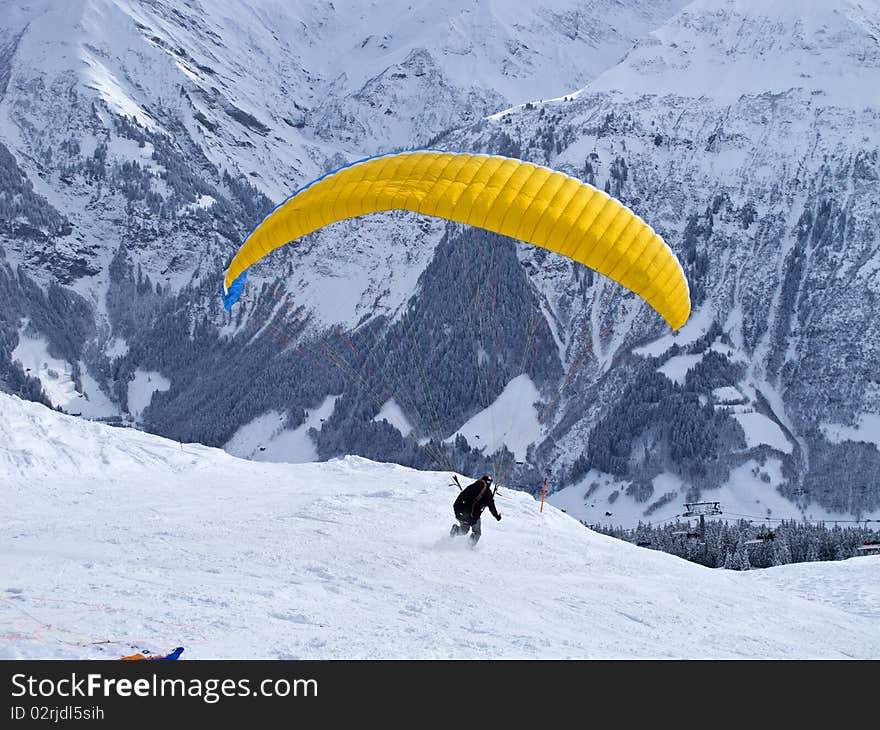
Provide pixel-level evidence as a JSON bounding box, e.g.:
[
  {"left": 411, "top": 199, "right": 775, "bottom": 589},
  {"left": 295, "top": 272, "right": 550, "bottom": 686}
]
[
  {"left": 310, "top": 226, "right": 561, "bottom": 479},
  {"left": 101, "top": 223, "right": 558, "bottom": 481},
  {"left": 0, "top": 140, "right": 69, "bottom": 237},
  {"left": 0, "top": 264, "right": 93, "bottom": 407},
  {"left": 590, "top": 518, "right": 880, "bottom": 570},
  {"left": 32, "top": 112, "right": 271, "bottom": 244},
  {"left": 568, "top": 349, "right": 747, "bottom": 493}
]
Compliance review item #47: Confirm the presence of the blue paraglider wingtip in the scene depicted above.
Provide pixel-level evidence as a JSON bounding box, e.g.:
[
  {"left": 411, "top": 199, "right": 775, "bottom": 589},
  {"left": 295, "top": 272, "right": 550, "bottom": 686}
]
[{"left": 221, "top": 269, "right": 248, "bottom": 311}]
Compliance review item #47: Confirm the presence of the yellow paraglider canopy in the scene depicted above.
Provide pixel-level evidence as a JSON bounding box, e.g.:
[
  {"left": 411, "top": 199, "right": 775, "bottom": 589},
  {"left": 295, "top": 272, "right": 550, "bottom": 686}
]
[{"left": 222, "top": 150, "right": 690, "bottom": 330}]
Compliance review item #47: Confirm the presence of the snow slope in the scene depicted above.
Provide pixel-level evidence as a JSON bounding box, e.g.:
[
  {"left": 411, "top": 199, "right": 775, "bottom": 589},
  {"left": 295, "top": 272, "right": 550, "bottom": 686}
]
[
  {"left": 550, "top": 458, "right": 880, "bottom": 530},
  {"left": 821, "top": 414, "right": 880, "bottom": 450},
  {"left": 11, "top": 328, "right": 118, "bottom": 418},
  {"left": 446, "top": 373, "right": 542, "bottom": 461},
  {"left": 224, "top": 395, "right": 340, "bottom": 463},
  {"left": 1, "top": 392, "right": 878, "bottom": 659},
  {"left": 126, "top": 368, "right": 171, "bottom": 423},
  {"left": 588, "top": 0, "right": 880, "bottom": 105},
  {"left": 373, "top": 398, "right": 415, "bottom": 438}
]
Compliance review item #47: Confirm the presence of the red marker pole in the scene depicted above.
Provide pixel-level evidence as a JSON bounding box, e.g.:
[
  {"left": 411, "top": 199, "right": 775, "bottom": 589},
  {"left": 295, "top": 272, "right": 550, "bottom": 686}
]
[{"left": 539, "top": 478, "right": 547, "bottom": 512}]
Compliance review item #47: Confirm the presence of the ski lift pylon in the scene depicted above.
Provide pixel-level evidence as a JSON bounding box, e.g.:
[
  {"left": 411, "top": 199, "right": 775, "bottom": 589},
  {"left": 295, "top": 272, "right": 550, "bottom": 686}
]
[{"left": 681, "top": 501, "right": 722, "bottom": 517}]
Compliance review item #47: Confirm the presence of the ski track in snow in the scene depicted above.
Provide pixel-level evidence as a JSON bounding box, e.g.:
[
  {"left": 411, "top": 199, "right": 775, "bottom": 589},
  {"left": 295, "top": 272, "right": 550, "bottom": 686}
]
[{"left": 1, "top": 394, "right": 878, "bottom": 660}]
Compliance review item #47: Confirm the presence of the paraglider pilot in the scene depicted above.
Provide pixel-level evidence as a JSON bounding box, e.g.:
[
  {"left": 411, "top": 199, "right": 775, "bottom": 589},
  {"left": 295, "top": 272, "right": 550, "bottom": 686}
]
[{"left": 450, "top": 475, "right": 501, "bottom": 545}]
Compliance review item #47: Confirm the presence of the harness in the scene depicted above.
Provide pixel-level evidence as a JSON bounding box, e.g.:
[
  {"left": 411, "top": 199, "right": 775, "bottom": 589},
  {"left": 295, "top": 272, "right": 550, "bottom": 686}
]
[{"left": 471, "top": 484, "right": 490, "bottom": 517}]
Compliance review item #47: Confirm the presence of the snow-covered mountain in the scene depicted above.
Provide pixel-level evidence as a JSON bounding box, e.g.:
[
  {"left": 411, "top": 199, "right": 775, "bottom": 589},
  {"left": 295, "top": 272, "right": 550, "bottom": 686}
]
[
  {"left": 306, "top": 0, "right": 690, "bottom": 151},
  {"left": 2, "top": 392, "right": 878, "bottom": 659},
  {"left": 0, "top": 1, "right": 689, "bottom": 465},
  {"left": 0, "top": 0, "right": 688, "bottom": 346},
  {"left": 1, "top": 0, "right": 879, "bottom": 525},
  {"left": 438, "top": 0, "right": 880, "bottom": 518}
]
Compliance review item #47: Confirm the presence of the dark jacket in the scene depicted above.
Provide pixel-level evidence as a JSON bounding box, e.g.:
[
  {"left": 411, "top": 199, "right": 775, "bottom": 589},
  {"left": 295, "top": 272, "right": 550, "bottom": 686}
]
[{"left": 454, "top": 479, "right": 501, "bottom": 524}]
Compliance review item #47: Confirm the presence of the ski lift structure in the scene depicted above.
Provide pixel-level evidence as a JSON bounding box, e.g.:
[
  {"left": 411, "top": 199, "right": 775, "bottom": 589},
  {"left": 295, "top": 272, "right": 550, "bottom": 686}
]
[
  {"left": 682, "top": 501, "right": 722, "bottom": 517},
  {"left": 856, "top": 539, "right": 880, "bottom": 555},
  {"left": 671, "top": 526, "right": 702, "bottom": 541},
  {"left": 855, "top": 519, "right": 880, "bottom": 555},
  {"left": 744, "top": 528, "right": 776, "bottom": 546},
  {"left": 681, "top": 501, "right": 722, "bottom": 541}
]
